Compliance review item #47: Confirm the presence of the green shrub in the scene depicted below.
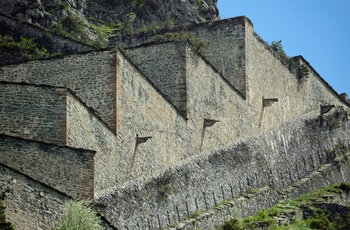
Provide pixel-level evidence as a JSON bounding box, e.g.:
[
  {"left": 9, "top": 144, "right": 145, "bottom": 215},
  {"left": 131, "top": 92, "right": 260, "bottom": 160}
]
[
  {"left": 1, "top": 35, "right": 61, "bottom": 58},
  {"left": 151, "top": 32, "right": 208, "bottom": 54},
  {"left": 336, "top": 182, "right": 350, "bottom": 192},
  {"left": 0, "top": 35, "right": 18, "bottom": 49},
  {"left": 0, "top": 188, "right": 15, "bottom": 230},
  {"left": 221, "top": 218, "right": 242, "bottom": 230},
  {"left": 52, "top": 15, "right": 97, "bottom": 46},
  {"left": 297, "top": 64, "right": 310, "bottom": 82},
  {"left": 308, "top": 213, "right": 330, "bottom": 229},
  {"left": 52, "top": 200, "right": 102, "bottom": 230},
  {"left": 269, "top": 40, "right": 289, "bottom": 63}
]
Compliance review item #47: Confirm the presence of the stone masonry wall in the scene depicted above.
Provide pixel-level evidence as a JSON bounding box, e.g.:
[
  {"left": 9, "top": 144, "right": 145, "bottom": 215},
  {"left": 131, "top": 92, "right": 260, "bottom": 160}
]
[
  {"left": 0, "top": 82, "right": 117, "bottom": 194},
  {"left": 115, "top": 44, "right": 253, "bottom": 184},
  {"left": 115, "top": 49, "right": 188, "bottom": 183},
  {"left": 184, "top": 44, "right": 251, "bottom": 153},
  {"left": 66, "top": 90, "right": 118, "bottom": 193},
  {"left": 244, "top": 24, "right": 347, "bottom": 131},
  {"left": 109, "top": 17, "right": 248, "bottom": 97},
  {"left": 188, "top": 17, "right": 248, "bottom": 97},
  {"left": 96, "top": 111, "right": 350, "bottom": 229},
  {"left": 0, "top": 50, "right": 117, "bottom": 131},
  {"left": 0, "top": 163, "right": 70, "bottom": 230},
  {"left": 0, "top": 82, "right": 67, "bottom": 145},
  {"left": 0, "top": 134, "right": 95, "bottom": 199},
  {"left": 126, "top": 42, "right": 188, "bottom": 116},
  {"left": 180, "top": 152, "right": 350, "bottom": 230}
]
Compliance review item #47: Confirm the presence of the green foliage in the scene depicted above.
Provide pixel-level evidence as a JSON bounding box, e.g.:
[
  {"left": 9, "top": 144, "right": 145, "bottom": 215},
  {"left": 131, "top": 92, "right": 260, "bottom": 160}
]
[
  {"left": 0, "top": 35, "right": 18, "bottom": 49},
  {"left": 269, "top": 40, "right": 289, "bottom": 63},
  {"left": 218, "top": 184, "right": 350, "bottom": 230},
  {"left": 162, "top": 17, "right": 175, "bottom": 30},
  {"left": 186, "top": 210, "right": 202, "bottom": 220},
  {"left": 52, "top": 15, "right": 100, "bottom": 46},
  {"left": 52, "top": 15, "right": 84, "bottom": 36},
  {"left": 0, "top": 35, "right": 61, "bottom": 58},
  {"left": 151, "top": 32, "right": 208, "bottom": 54},
  {"left": 309, "top": 106, "right": 349, "bottom": 133},
  {"left": 0, "top": 188, "right": 15, "bottom": 230},
  {"left": 89, "top": 21, "right": 124, "bottom": 47},
  {"left": 307, "top": 213, "right": 330, "bottom": 229},
  {"left": 221, "top": 218, "right": 242, "bottom": 230},
  {"left": 52, "top": 200, "right": 102, "bottom": 230},
  {"left": 19, "top": 37, "right": 60, "bottom": 58},
  {"left": 58, "top": 2, "right": 69, "bottom": 11},
  {"left": 123, "top": 21, "right": 135, "bottom": 35},
  {"left": 156, "top": 171, "right": 178, "bottom": 200},
  {"left": 335, "top": 182, "right": 350, "bottom": 192},
  {"left": 297, "top": 64, "right": 310, "bottom": 82}
]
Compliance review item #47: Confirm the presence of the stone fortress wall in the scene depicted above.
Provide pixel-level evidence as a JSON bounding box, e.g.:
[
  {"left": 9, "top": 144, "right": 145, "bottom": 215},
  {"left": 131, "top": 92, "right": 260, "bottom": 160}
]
[
  {"left": 0, "top": 15, "right": 349, "bottom": 229},
  {"left": 96, "top": 112, "right": 350, "bottom": 229},
  {"left": 0, "top": 81, "right": 118, "bottom": 194}
]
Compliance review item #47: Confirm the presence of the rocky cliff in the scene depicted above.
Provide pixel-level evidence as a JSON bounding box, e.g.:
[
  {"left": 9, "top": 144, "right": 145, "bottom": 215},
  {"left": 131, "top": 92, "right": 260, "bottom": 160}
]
[{"left": 0, "top": 0, "right": 219, "bottom": 45}]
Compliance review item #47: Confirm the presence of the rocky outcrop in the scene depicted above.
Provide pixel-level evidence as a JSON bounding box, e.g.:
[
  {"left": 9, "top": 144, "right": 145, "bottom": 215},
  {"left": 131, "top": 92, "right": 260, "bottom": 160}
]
[{"left": 0, "top": 0, "right": 219, "bottom": 39}]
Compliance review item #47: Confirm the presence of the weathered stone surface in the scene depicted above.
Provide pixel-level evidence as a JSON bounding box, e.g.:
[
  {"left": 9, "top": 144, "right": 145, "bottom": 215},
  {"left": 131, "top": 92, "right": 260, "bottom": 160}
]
[
  {"left": 0, "top": 0, "right": 219, "bottom": 41},
  {"left": 0, "top": 13, "right": 349, "bottom": 230},
  {"left": 0, "top": 82, "right": 118, "bottom": 193},
  {"left": 96, "top": 113, "right": 350, "bottom": 229},
  {"left": 0, "top": 134, "right": 95, "bottom": 199}
]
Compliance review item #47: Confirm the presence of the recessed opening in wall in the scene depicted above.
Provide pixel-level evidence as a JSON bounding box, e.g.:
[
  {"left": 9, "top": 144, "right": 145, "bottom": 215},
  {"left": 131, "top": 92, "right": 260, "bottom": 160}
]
[
  {"left": 200, "top": 119, "right": 220, "bottom": 151},
  {"left": 260, "top": 97, "right": 279, "bottom": 129}
]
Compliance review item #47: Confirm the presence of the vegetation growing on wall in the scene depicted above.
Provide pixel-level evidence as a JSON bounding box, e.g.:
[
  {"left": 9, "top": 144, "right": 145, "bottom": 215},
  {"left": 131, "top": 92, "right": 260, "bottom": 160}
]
[
  {"left": 0, "top": 188, "right": 15, "bottom": 230},
  {"left": 0, "top": 35, "right": 61, "bottom": 59},
  {"left": 156, "top": 171, "right": 178, "bottom": 200},
  {"left": 268, "top": 40, "right": 313, "bottom": 83},
  {"left": 310, "top": 106, "right": 349, "bottom": 132},
  {"left": 297, "top": 63, "right": 310, "bottom": 82},
  {"left": 269, "top": 40, "right": 289, "bottom": 63},
  {"left": 219, "top": 183, "right": 350, "bottom": 230},
  {"left": 151, "top": 32, "right": 208, "bottom": 54}
]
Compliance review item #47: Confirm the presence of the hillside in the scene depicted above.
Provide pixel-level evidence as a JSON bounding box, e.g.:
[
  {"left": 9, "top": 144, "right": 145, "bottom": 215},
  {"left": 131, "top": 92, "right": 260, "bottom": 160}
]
[{"left": 0, "top": 0, "right": 219, "bottom": 47}]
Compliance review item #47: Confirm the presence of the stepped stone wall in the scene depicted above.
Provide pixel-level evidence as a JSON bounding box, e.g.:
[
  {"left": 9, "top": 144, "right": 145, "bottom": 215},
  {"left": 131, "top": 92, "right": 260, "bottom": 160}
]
[
  {"left": 96, "top": 111, "right": 350, "bottom": 229},
  {"left": 0, "top": 134, "right": 95, "bottom": 199},
  {"left": 0, "top": 83, "right": 67, "bottom": 144},
  {"left": 109, "top": 16, "right": 249, "bottom": 96},
  {"left": 245, "top": 26, "right": 344, "bottom": 130},
  {"left": 0, "top": 163, "right": 70, "bottom": 230},
  {"left": 115, "top": 43, "right": 254, "bottom": 183},
  {"left": 0, "top": 82, "right": 118, "bottom": 193},
  {"left": 115, "top": 49, "right": 187, "bottom": 182},
  {"left": 0, "top": 38, "right": 348, "bottom": 187},
  {"left": 65, "top": 87, "right": 118, "bottom": 192},
  {"left": 126, "top": 42, "right": 188, "bottom": 116},
  {"left": 0, "top": 50, "right": 117, "bottom": 131},
  {"left": 0, "top": 14, "right": 350, "bottom": 230}
]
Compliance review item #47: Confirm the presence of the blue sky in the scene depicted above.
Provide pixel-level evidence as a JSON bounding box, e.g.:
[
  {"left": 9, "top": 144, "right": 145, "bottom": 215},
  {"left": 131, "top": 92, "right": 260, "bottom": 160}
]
[{"left": 218, "top": 0, "right": 350, "bottom": 95}]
